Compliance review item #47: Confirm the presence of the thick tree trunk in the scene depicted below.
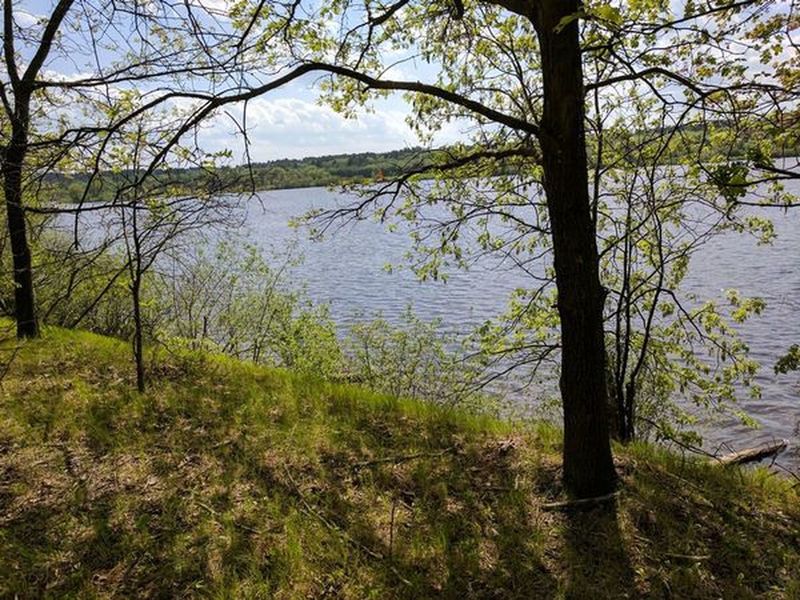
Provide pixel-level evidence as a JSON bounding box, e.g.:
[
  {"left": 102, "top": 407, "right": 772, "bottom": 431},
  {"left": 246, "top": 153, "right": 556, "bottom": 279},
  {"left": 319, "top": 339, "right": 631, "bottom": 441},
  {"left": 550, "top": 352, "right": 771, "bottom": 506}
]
[
  {"left": 2, "top": 117, "right": 39, "bottom": 338},
  {"left": 533, "top": 0, "right": 617, "bottom": 497}
]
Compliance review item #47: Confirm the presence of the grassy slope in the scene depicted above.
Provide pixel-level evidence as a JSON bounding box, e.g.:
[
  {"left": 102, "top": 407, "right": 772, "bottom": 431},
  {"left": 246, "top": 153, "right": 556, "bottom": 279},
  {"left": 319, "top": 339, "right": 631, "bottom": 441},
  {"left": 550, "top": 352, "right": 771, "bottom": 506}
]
[{"left": 0, "top": 325, "right": 798, "bottom": 599}]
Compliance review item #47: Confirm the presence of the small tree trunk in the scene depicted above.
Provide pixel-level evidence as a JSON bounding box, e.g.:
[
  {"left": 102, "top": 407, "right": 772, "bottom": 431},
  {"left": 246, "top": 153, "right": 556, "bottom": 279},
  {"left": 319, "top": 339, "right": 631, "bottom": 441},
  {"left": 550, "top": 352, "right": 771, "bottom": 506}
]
[
  {"left": 131, "top": 273, "right": 145, "bottom": 393},
  {"left": 623, "top": 380, "right": 636, "bottom": 441},
  {"left": 129, "top": 199, "right": 146, "bottom": 393},
  {"left": 2, "top": 114, "right": 39, "bottom": 339},
  {"left": 534, "top": 0, "right": 617, "bottom": 497},
  {"left": 606, "top": 361, "right": 627, "bottom": 442}
]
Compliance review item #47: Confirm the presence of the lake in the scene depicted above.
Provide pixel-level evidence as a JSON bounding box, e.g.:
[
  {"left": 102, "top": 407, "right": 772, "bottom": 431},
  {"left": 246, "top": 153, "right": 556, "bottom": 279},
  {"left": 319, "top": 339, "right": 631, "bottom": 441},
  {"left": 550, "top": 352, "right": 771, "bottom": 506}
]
[
  {"left": 239, "top": 183, "right": 800, "bottom": 467},
  {"left": 62, "top": 180, "right": 800, "bottom": 468}
]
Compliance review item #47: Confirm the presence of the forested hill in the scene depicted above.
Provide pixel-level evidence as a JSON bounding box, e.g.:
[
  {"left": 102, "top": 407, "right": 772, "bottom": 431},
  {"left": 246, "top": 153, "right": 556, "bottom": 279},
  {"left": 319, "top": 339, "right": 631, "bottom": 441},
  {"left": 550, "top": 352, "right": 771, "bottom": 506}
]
[
  {"left": 47, "top": 134, "right": 800, "bottom": 205},
  {"left": 52, "top": 147, "right": 430, "bottom": 204},
  {"left": 242, "top": 147, "right": 427, "bottom": 189}
]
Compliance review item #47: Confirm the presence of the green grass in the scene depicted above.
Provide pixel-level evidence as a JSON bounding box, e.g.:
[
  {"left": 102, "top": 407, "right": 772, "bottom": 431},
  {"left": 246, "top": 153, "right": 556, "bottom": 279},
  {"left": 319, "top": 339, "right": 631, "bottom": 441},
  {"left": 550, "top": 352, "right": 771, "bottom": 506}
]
[{"left": 1, "top": 323, "right": 798, "bottom": 598}]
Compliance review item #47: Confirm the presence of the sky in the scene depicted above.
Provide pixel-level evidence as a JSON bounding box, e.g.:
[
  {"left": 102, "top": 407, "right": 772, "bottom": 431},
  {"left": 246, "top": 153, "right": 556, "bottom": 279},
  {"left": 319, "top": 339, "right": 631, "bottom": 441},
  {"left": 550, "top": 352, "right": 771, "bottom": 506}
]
[
  {"left": 10, "top": 0, "right": 794, "bottom": 164},
  {"left": 194, "top": 78, "right": 463, "bottom": 162},
  {"left": 9, "top": 0, "right": 466, "bottom": 163}
]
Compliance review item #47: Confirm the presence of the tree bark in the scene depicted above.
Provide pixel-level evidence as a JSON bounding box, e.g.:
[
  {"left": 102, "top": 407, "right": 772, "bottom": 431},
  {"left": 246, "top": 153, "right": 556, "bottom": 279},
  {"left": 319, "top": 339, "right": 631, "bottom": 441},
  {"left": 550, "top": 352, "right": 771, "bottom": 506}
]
[
  {"left": 2, "top": 95, "right": 39, "bottom": 339},
  {"left": 533, "top": 0, "right": 617, "bottom": 497}
]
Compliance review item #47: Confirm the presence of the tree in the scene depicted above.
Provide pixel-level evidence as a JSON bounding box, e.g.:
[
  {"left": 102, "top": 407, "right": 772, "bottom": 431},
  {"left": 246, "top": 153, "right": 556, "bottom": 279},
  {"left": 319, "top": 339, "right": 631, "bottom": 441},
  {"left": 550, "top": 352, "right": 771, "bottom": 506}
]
[
  {"left": 1, "top": 0, "right": 73, "bottom": 337},
  {"left": 0, "top": 0, "right": 280, "bottom": 339},
  {"left": 8, "top": 0, "right": 795, "bottom": 495},
  {"left": 2, "top": 0, "right": 390, "bottom": 395},
  {"left": 530, "top": 0, "right": 617, "bottom": 496},
  {"left": 297, "top": 0, "right": 618, "bottom": 496},
  {"left": 110, "top": 124, "right": 236, "bottom": 392},
  {"left": 281, "top": 0, "right": 797, "bottom": 494},
  {"left": 579, "top": 0, "right": 798, "bottom": 442}
]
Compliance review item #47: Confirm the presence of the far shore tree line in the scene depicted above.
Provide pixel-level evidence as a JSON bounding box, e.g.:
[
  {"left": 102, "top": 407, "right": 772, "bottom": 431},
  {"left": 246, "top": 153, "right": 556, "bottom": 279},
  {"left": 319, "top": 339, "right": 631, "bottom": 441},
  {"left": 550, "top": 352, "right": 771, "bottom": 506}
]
[
  {"left": 39, "top": 125, "right": 800, "bottom": 204},
  {"left": 1, "top": 0, "right": 798, "bottom": 498},
  {"left": 44, "top": 147, "right": 432, "bottom": 201}
]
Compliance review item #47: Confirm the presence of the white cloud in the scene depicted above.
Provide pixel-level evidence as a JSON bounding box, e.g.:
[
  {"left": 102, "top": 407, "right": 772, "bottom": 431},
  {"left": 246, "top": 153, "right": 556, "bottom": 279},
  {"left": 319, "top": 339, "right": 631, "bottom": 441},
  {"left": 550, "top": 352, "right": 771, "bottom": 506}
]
[
  {"left": 14, "top": 11, "right": 41, "bottom": 28},
  {"left": 197, "top": 97, "right": 459, "bottom": 161},
  {"left": 185, "top": 0, "right": 233, "bottom": 17}
]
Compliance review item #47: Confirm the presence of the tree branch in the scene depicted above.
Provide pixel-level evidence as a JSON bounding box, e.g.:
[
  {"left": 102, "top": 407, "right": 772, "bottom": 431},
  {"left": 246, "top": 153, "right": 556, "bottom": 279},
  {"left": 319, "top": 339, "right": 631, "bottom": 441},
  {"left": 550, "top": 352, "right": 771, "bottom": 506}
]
[{"left": 21, "top": 0, "right": 74, "bottom": 85}]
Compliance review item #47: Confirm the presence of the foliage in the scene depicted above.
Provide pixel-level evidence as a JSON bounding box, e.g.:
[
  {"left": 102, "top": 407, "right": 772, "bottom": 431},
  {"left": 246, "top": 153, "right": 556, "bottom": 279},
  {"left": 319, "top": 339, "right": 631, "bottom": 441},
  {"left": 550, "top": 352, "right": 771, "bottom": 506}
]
[
  {"left": 3, "top": 223, "right": 485, "bottom": 405},
  {"left": 775, "top": 345, "right": 800, "bottom": 375},
  {"left": 593, "top": 158, "right": 770, "bottom": 441},
  {"left": 292, "top": 0, "right": 799, "bottom": 446},
  {"left": 0, "top": 218, "right": 137, "bottom": 339},
  {"left": 343, "top": 306, "right": 487, "bottom": 407},
  {"left": 33, "top": 232, "right": 136, "bottom": 338},
  {"left": 152, "top": 242, "right": 495, "bottom": 405},
  {"left": 157, "top": 241, "right": 343, "bottom": 378},
  {"left": 7, "top": 0, "right": 797, "bottom": 445}
]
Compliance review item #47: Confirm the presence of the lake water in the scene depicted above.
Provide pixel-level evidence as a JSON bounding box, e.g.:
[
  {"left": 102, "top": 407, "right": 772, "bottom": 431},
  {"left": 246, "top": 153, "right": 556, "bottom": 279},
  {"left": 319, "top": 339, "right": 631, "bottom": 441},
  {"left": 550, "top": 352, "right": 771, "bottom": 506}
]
[
  {"left": 62, "top": 180, "right": 800, "bottom": 467},
  {"left": 238, "top": 184, "right": 800, "bottom": 467}
]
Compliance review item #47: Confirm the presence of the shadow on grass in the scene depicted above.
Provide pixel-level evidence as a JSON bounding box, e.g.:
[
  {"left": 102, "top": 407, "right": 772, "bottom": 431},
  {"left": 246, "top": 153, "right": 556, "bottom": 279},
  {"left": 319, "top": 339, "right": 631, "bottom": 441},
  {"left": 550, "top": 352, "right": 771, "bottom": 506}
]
[
  {"left": 280, "top": 418, "right": 562, "bottom": 598},
  {"left": 4, "top": 331, "right": 797, "bottom": 598},
  {"left": 562, "top": 501, "right": 636, "bottom": 599},
  {"left": 379, "top": 481, "right": 561, "bottom": 599}
]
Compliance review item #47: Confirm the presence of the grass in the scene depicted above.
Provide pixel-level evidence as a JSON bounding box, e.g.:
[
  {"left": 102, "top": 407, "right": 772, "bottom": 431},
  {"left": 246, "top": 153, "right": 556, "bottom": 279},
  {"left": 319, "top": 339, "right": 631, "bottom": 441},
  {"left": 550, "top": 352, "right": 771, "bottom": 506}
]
[{"left": 1, "top": 323, "right": 799, "bottom": 599}]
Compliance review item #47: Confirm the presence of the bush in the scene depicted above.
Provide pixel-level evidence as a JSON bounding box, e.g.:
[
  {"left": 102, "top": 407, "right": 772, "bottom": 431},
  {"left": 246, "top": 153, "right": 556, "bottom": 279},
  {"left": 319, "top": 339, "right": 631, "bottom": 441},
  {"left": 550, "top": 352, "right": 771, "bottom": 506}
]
[
  {"left": 342, "top": 306, "right": 487, "bottom": 406},
  {"left": 154, "top": 241, "right": 343, "bottom": 377}
]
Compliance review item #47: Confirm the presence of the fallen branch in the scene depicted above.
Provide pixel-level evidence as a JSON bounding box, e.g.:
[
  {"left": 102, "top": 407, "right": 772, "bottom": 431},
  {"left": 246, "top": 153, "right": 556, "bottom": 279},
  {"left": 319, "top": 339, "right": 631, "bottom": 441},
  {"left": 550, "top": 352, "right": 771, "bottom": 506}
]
[
  {"left": 712, "top": 440, "right": 789, "bottom": 466},
  {"left": 664, "top": 552, "right": 710, "bottom": 561},
  {"left": 541, "top": 490, "right": 620, "bottom": 511}
]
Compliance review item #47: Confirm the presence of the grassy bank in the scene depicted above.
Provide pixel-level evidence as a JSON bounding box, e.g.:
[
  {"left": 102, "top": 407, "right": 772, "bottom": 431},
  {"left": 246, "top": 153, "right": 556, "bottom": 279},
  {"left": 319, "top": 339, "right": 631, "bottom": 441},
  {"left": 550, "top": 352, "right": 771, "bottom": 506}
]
[{"left": 1, "top": 324, "right": 798, "bottom": 598}]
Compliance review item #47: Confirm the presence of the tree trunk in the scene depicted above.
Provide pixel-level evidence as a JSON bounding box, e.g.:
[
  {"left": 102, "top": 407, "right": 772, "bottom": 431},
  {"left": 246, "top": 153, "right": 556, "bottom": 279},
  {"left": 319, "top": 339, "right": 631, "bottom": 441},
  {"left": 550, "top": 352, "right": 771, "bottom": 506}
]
[
  {"left": 130, "top": 200, "right": 146, "bottom": 393},
  {"left": 131, "top": 273, "right": 145, "bottom": 393},
  {"left": 533, "top": 0, "right": 617, "bottom": 497},
  {"left": 2, "top": 103, "right": 39, "bottom": 339}
]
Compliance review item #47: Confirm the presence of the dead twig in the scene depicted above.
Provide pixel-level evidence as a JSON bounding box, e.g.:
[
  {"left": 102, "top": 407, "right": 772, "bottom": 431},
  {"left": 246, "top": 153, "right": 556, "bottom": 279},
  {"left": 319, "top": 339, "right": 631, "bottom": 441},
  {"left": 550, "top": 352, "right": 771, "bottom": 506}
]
[
  {"left": 389, "top": 495, "right": 397, "bottom": 559},
  {"left": 281, "top": 463, "right": 412, "bottom": 587},
  {"left": 664, "top": 552, "right": 710, "bottom": 561}
]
